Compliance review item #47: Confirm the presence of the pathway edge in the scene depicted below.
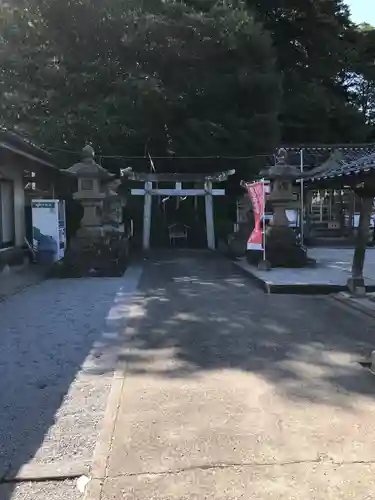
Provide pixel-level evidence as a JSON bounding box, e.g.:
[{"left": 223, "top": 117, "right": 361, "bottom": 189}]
[
  {"left": 84, "top": 264, "right": 143, "bottom": 500},
  {"left": 331, "top": 293, "right": 375, "bottom": 319}
]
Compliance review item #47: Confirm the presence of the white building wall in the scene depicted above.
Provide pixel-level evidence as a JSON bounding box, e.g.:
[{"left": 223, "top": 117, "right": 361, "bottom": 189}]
[{"left": 0, "top": 164, "right": 25, "bottom": 247}]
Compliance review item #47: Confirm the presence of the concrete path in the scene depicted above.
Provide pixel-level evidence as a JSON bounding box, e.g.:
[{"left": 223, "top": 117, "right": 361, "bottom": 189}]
[
  {"left": 91, "top": 252, "right": 375, "bottom": 500},
  {"left": 0, "top": 267, "right": 142, "bottom": 500}
]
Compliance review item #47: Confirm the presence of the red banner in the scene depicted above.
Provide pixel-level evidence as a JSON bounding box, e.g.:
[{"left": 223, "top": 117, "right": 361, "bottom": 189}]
[{"left": 246, "top": 181, "right": 266, "bottom": 251}]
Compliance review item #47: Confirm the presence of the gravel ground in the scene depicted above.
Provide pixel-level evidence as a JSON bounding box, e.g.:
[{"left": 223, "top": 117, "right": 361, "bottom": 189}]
[
  {"left": 0, "top": 480, "right": 82, "bottom": 500},
  {"left": 0, "top": 275, "right": 135, "bottom": 489}
]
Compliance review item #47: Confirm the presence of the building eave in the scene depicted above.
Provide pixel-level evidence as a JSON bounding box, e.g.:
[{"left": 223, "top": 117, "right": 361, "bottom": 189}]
[{"left": 0, "top": 141, "right": 59, "bottom": 171}]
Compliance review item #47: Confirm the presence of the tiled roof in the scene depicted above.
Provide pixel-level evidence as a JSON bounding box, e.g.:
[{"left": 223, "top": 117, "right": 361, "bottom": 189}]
[
  {"left": 307, "top": 151, "right": 375, "bottom": 182},
  {"left": 262, "top": 144, "right": 375, "bottom": 183},
  {"left": 278, "top": 144, "right": 375, "bottom": 171}
]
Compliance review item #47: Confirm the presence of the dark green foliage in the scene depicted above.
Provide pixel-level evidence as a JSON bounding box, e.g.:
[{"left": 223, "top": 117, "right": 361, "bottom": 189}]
[
  {"left": 247, "top": 0, "right": 374, "bottom": 143},
  {"left": 0, "top": 0, "right": 280, "bottom": 163},
  {"left": 0, "top": 0, "right": 374, "bottom": 168},
  {"left": 348, "top": 23, "right": 375, "bottom": 126}
]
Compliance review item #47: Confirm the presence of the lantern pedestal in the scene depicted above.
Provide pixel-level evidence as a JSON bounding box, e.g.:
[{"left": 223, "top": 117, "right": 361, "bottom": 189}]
[
  {"left": 260, "top": 150, "right": 311, "bottom": 269},
  {"left": 265, "top": 225, "right": 308, "bottom": 268}
]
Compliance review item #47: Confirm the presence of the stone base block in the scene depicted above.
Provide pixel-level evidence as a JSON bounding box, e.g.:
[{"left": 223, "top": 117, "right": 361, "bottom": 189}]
[
  {"left": 347, "top": 277, "right": 366, "bottom": 296},
  {"left": 51, "top": 233, "right": 129, "bottom": 278},
  {"left": 265, "top": 225, "right": 309, "bottom": 268}
]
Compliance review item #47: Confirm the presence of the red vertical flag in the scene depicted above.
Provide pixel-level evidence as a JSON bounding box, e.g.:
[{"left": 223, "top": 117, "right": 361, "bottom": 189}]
[{"left": 246, "top": 181, "right": 266, "bottom": 251}]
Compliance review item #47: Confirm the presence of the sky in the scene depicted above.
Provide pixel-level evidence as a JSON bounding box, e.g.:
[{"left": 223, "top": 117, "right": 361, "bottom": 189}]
[{"left": 346, "top": 0, "right": 375, "bottom": 26}]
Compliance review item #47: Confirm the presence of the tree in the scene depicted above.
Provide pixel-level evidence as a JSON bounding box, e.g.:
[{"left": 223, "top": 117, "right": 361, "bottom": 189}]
[
  {"left": 0, "top": 0, "right": 281, "bottom": 161},
  {"left": 247, "top": 0, "right": 371, "bottom": 143},
  {"left": 347, "top": 23, "right": 375, "bottom": 127}
]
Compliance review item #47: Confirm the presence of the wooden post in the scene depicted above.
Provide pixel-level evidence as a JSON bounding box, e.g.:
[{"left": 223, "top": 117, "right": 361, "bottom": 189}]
[
  {"left": 304, "top": 189, "right": 313, "bottom": 243},
  {"left": 176, "top": 182, "right": 182, "bottom": 210},
  {"left": 338, "top": 190, "right": 345, "bottom": 237},
  {"left": 328, "top": 189, "right": 333, "bottom": 221},
  {"left": 347, "top": 195, "right": 373, "bottom": 295},
  {"left": 194, "top": 182, "right": 199, "bottom": 220},
  {"left": 319, "top": 192, "right": 323, "bottom": 222},
  {"left": 348, "top": 190, "right": 356, "bottom": 236},
  {"left": 143, "top": 181, "right": 152, "bottom": 251},
  {"left": 205, "top": 181, "right": 215, "bottom": 250}
]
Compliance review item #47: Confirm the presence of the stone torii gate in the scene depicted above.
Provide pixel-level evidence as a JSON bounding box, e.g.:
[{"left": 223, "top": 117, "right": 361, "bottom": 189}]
[{"left": 121, "top": 169, "right": 235, "bottom": 251}]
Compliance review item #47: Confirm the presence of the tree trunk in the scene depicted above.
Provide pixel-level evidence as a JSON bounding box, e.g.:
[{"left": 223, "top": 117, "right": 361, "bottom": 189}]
[{"left": 347, "top": 196, "right": 373, "bottom": 294}]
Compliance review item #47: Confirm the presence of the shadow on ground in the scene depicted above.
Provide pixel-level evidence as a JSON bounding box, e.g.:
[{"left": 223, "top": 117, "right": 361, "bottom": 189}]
[
  {"left": 0, "top": 277, "right": 130, "bottom": 499},
  {"left": 88, "top": 251, "right": 375, "bottom": 410},
  {"left": 2, "top": 251, "right": 375, "bottom": 499}
]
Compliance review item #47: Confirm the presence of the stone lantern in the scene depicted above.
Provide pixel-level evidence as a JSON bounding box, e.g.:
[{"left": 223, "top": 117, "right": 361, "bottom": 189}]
[
  {"left": 67, "top": 145, "right": 114, "bottom": 238},
  {"left": 52, "top": 144, "right": 129, "bottom": 278},
  {"left": 261, "top": 148, "right": 309, "bottom": 268}
]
